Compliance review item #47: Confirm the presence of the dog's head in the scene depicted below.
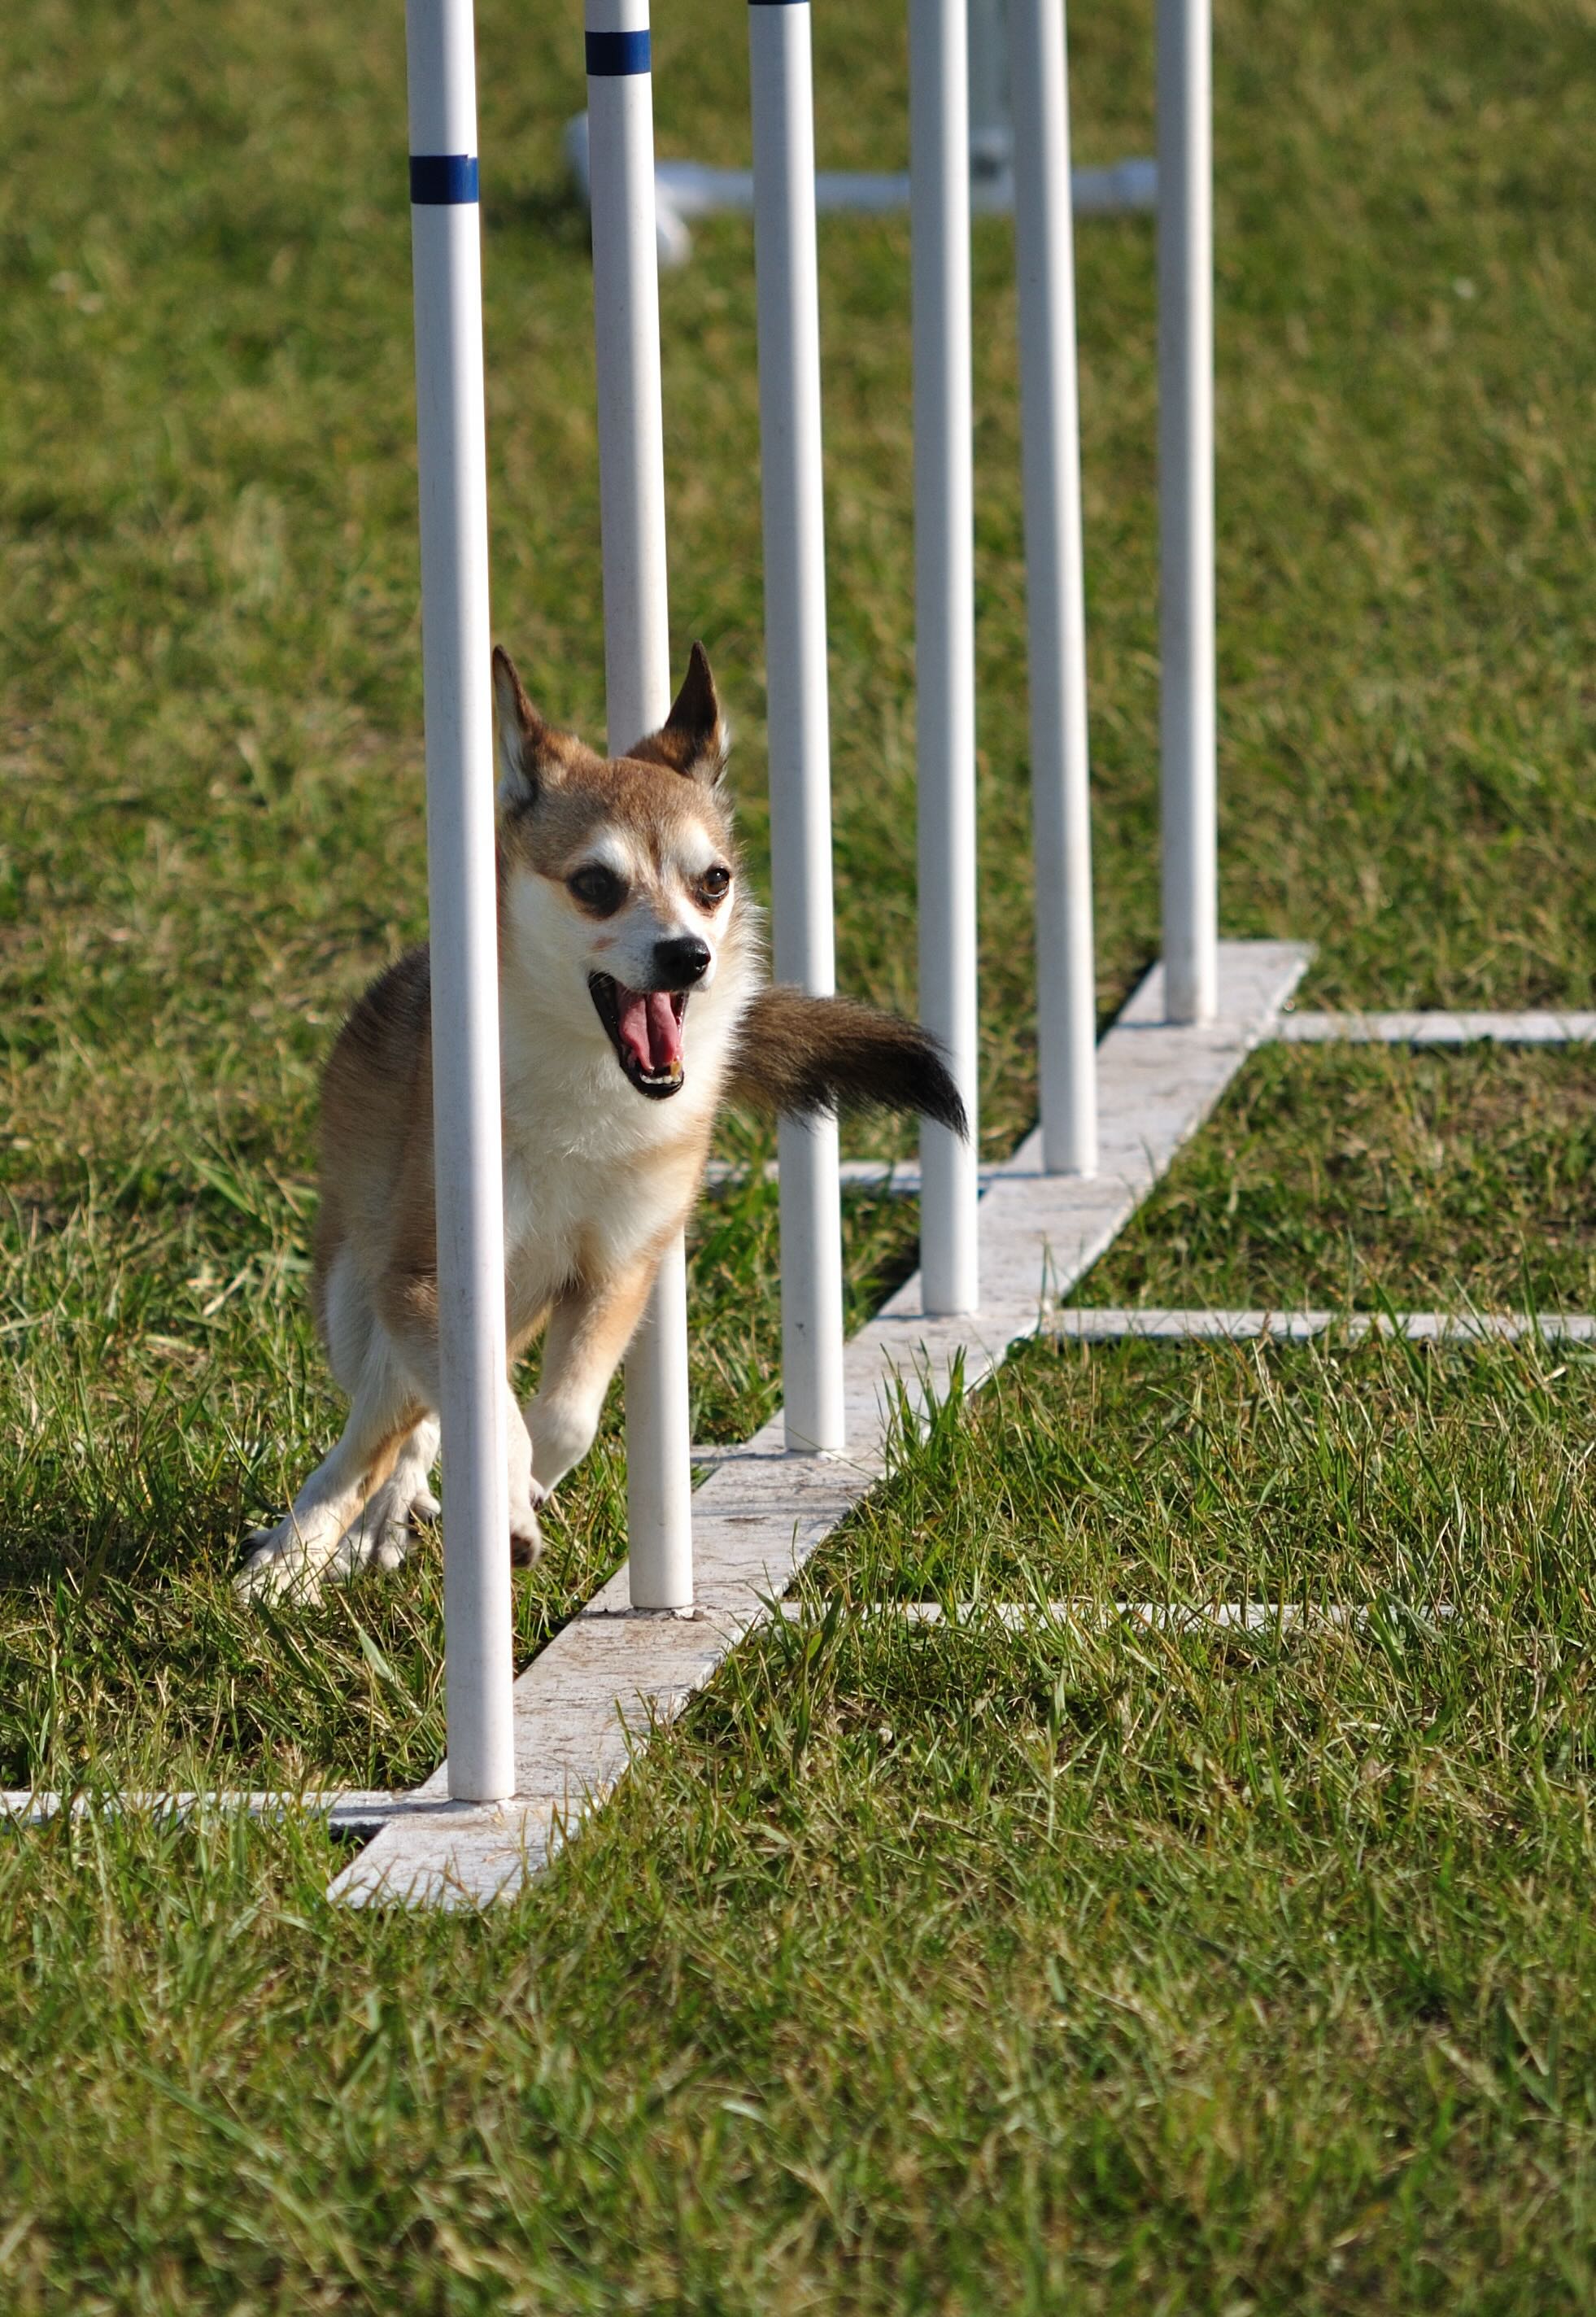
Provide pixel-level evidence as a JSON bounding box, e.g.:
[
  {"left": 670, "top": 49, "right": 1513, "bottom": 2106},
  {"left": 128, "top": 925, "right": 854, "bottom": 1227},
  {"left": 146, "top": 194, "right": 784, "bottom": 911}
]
[{"left": 492, "top": 643, "right": 752, "bottom": 1102}]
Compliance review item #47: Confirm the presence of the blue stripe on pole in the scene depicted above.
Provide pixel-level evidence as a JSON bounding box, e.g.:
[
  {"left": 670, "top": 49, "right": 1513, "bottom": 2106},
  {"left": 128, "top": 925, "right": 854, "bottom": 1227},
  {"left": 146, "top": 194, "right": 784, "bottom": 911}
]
[
  {"left": 409, "top": 154, "right": 479, "bottom": 204},
  {"left": 585, "top": 28, "right": 651, "bottom": 73}
]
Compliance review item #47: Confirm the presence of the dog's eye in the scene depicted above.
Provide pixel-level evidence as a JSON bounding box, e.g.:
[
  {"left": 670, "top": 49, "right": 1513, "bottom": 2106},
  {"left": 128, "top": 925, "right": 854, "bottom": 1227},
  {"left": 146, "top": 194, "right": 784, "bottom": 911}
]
[
  {"left": 569, "top": 864, "right": 624, "bottom": 914},
  {"left": 697, "top": 865, "right": 731, "bottom": 905}
]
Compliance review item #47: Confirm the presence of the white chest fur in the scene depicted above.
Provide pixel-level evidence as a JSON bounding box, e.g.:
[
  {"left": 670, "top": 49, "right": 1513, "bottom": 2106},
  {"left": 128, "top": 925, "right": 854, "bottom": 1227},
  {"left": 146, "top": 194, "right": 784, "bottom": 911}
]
[{"left": 495, "top": 950, "right": 747, "bottom": 1311}]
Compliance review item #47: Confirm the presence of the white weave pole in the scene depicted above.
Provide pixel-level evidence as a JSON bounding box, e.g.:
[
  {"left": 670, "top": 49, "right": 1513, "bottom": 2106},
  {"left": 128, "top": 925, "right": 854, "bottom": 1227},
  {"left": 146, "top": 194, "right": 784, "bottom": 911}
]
[
  {"left": 1009, "top": 0, "right": 1097, "bottom": 1176},
  {"left": 748, "top": 0, "right": 846, "bottom": 1454},
  {"left": 586, "top": 0, "right": 694, "bottom": 1609},
  {"left": 909, "top": 0, "right": 980, "bottom": 1316},
  {"left": 1156, "top": 0, "right": 1217, "bottom": 1024},
  {"left": 405, "top": 0, "right": 515, "bottom": 1800}
]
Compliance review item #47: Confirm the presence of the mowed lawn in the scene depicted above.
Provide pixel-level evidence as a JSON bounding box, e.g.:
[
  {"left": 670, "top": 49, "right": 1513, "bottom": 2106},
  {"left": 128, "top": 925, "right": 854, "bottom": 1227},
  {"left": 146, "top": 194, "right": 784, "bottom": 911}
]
[{"left": 3, "top": 0, "right": 1596, "bottom": 2303}]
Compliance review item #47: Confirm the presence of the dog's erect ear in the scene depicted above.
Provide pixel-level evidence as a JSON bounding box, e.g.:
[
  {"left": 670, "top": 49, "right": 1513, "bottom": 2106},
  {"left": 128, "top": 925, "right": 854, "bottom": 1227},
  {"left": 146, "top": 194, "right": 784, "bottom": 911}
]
[
  {"left": 492, "top": 645, "right": 568, "bottom": 809},
  {"left": 627, "top": 642, "right": 727, "bottom": 786}
]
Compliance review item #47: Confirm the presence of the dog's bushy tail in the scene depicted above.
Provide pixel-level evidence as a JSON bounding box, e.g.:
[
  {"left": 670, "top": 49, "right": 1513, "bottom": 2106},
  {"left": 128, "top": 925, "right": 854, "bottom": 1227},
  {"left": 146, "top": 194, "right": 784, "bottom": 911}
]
[{"left": 727, "top": 985, "right": 967, "bottom": 1137}]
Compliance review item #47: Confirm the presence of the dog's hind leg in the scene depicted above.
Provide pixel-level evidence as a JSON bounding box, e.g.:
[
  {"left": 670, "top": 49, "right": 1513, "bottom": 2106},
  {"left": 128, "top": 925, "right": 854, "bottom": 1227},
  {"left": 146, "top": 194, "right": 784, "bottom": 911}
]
[
  {"left": 368, "top": 1324, "right": 543, "bottom": 1570},
  {"left": 382, "top": 1327, "right": 543, "bottom": 1567},
  {"left": 327, "top": 1413, "right": 442, "bottom": 1580},
  {"left": 236, "top": 1346, "right": 424, "bottom": 1603}
]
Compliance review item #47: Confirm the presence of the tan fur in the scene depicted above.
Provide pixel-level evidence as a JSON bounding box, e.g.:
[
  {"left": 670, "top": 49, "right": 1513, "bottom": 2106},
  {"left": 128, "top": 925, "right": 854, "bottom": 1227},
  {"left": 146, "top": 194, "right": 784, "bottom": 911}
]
[{"left": 237, "top": 644, "right": 962, "bottom": 1600}]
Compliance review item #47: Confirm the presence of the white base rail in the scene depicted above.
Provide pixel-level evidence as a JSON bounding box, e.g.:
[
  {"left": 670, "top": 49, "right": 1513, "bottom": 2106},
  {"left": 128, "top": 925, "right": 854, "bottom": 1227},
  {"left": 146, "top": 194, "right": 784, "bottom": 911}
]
[{"left": 563, "top": 111, "right": 1155, "bottom": 267}]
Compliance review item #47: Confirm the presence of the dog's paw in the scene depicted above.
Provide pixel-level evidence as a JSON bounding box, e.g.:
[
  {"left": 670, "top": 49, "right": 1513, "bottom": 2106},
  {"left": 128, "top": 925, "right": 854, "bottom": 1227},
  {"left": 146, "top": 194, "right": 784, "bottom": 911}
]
[
  {"left": 509, "top": 1486, "right": 545, "bottom": 1569},
  {"left": 327, "top": 1474, "right": 437, "bottom": 1582},
  {"left": 234, "top": 1524, "right": 322, "bottom": 1604},
  {"left": 327, "top": 1514, "right": 411, "bottom": 1582}
]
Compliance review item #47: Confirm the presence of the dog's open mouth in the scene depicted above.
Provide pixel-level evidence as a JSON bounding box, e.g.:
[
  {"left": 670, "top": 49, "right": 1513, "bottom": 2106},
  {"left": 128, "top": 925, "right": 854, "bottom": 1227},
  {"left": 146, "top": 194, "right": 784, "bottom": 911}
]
[{"left": 588, "top": 973, "right": 689, "bottom": 1099}]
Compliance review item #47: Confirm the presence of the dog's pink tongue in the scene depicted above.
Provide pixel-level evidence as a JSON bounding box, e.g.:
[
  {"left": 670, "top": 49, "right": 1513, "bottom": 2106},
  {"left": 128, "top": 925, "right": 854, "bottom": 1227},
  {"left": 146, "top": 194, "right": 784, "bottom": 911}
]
[{"left": 617, "top": 988, "right": 683, "bottom": 1076}]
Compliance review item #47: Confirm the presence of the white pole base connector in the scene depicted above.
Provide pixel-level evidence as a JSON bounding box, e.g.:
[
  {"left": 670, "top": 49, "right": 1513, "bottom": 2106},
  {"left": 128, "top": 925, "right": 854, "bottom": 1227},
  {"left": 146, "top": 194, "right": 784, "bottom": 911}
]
[
  {"left": 563, "top": 109, "right": 1156, "bottom": 265},
  {"left": 750, "top": 0, "right": 848, "bottom": 1454},
  {"left": 1157, "top": 0, "right": 1218, "bottom": 1027},
  {"left": 585, "top": 0, "right": 697, "bottom": 1610},
  {"left": 910, "top": 0, "right": 981, "bottom": 1319},
  {"left": 407, "top": 0, "right": 516, "bottom": 1804},
  {"left": 1011, "top": 0, "right": 1097, "bottom": 1179}
]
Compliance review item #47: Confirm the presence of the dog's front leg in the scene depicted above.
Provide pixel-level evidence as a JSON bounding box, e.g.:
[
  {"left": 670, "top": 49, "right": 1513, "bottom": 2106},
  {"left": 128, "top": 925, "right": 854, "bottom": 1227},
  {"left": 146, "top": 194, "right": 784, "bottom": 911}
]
[
  {"left": 524, "top": 1260, "right": 657, "bottom": 1498},
  {"left": 501, "top": 1376, "right": 544, "bottom": 1565}
]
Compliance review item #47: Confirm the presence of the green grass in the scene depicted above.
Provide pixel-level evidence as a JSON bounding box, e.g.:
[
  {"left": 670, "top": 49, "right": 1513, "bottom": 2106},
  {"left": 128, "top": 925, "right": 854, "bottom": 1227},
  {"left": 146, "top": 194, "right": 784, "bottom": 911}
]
[
  {"left": 9, "top": 1345, "right": 1596, "bottom": 2308},
  {"left": 1088, "top": 1045, "right": 1596, "bottom": 1312},
  {"left": 807, "top": 1329, "right": 1596, "bottom": 1606},
  {"left": 3, "top": 0, "right": 1596, "bottom": 2300}
]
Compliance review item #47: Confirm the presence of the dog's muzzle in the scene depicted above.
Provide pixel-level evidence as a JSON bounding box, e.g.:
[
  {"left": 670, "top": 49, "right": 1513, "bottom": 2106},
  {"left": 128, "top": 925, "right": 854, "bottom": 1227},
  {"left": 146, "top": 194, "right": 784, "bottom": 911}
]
[{"left": 588, "top": 972, "right": 691, "bottom": 1099}]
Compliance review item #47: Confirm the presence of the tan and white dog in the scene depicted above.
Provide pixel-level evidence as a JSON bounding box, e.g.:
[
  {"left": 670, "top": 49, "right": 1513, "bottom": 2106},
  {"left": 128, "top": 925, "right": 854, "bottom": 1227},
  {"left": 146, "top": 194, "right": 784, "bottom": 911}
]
[{"left": 237, "top": 643, "right": 963, "bottom": 1599}]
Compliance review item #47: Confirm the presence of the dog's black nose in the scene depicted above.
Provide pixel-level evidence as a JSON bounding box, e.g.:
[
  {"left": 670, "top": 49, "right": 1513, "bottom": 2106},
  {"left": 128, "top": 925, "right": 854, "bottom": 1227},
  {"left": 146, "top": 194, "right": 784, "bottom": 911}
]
[{"left": 654, "top": 936, "right": 712, "bottom": 988}]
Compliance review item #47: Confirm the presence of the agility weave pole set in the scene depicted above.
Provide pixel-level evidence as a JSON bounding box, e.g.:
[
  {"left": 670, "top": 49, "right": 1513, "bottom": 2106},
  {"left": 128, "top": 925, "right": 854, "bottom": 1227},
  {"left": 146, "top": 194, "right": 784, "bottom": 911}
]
[{"left": 319, "top": 0, "right": 1222, "bottom": 1899}]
